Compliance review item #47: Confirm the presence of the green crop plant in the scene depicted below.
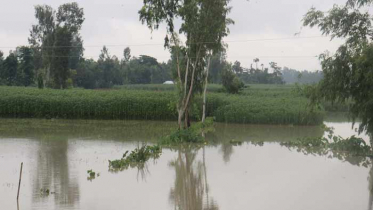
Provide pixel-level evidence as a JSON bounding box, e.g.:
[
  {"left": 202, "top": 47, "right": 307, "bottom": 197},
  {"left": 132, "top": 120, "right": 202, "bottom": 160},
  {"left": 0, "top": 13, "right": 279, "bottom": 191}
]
[{"left": 0, "top": 85, "right": 324, "bottom": 125}]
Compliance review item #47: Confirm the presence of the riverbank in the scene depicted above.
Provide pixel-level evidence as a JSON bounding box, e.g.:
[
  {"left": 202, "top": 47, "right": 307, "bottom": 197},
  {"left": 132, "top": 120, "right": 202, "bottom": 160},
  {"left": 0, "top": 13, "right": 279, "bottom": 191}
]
[{"left": 0, "top": 84, "right": 324, "bottom": 125}]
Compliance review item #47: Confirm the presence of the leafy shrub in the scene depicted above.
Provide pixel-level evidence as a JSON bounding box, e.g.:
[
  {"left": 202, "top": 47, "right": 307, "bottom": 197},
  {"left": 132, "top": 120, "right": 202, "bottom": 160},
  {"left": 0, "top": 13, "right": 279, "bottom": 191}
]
[{"left": 221, "top": 68, "right": 244, "bottom": 94}]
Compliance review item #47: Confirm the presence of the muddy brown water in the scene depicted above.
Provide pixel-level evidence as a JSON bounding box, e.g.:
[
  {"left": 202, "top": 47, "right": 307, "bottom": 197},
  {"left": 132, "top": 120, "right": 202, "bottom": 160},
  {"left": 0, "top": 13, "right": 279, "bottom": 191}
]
[{"left": 0, "top": 118, "right": 371, "bottom": 210}]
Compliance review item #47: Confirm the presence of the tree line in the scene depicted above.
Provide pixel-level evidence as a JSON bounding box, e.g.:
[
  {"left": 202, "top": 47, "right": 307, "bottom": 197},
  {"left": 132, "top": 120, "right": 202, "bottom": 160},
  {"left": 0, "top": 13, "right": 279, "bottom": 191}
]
[{"left": 0, "top": 2, "right": 319, "bottom": 91}]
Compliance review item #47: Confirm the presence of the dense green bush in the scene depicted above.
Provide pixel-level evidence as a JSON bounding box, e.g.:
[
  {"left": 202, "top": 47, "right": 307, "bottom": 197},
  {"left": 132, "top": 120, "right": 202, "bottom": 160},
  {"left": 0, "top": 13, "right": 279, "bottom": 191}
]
[{"left": 221, "top": 68, "right": 244, "bottom": 94}]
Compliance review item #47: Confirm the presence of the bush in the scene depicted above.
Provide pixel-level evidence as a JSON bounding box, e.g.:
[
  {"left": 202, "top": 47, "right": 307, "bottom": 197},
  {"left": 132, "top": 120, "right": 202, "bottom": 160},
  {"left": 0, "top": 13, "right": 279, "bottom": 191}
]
[{"left": 221, "top": 68, "right": 244, "bottom": 94}]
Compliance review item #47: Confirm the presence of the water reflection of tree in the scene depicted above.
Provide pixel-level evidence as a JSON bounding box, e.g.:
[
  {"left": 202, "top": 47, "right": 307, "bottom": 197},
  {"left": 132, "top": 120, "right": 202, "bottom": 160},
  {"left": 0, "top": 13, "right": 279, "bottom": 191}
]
[
  {"left": 219, "top": 143, "right": 233, "bottom": 163},
  {"left": 32, "top": 137, "right": 79, "bottom": 208},
  {"left": 169, "top": 146, "right": 219, "bottom": 210}
]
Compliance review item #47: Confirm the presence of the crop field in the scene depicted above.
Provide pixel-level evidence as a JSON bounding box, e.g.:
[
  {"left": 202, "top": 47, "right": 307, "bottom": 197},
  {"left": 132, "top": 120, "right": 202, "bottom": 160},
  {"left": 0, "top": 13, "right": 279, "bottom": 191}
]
[{"left": 0, "top": 84, "right": 324, "bottom": 125}]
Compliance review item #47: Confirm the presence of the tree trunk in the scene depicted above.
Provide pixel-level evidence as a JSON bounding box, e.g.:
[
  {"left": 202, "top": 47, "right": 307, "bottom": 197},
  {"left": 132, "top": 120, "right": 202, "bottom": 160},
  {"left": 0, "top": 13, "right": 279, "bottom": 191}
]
[
  {"left": 184, "top": 107, "right": 190, "bottom": 129},
  {"left": 202, "top": 56, "right": 211, "bottom": 123},
  {"left": 178, "top": 109, "right": 183, "bottom": 130}
]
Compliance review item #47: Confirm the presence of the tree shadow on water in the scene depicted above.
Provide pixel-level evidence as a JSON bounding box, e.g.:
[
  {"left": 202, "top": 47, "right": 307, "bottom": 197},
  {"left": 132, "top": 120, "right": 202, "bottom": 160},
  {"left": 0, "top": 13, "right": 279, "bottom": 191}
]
[{"left": 168, "top": 146, "right": 219, "bottom": 210}]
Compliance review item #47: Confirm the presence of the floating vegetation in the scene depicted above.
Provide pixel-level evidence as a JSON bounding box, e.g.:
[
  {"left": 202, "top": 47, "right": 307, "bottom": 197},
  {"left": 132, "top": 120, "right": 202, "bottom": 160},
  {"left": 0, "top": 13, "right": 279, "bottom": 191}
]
[
  {"left": 280, "top": 126, "right": 372, "bottom": 167},
  {"left": 87, "top": 169, "right": 97, "bottom": 181},
  {"left": 229, "top": 140, "right": 243, "bottom": 146},
  {"left": 160, "top": 118, "right": 214, "bottom": 145},
  {"left": 250, "top": 141, "right": 264, "bottom": 146},
  {"left": 109, "top": 145, "right": 162, "bottom": 171},
  {"left": 281, "top": 135, "right": 372, "bottom": 156},
  {"left": 40, "top": 188, "right": 53, "bottom": 196}
]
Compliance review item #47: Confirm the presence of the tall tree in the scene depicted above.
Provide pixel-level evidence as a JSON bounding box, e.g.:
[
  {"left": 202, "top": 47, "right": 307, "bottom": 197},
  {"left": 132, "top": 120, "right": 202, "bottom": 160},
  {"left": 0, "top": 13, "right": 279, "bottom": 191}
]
[
  {"left": 253, "top": 58, "right": 259, "bottom": 70},
  {"left": 303, "top": 0, "right": 373, "bottom": 136},
  {"left": 56, "top": 2, "right": 85, "bottom": 70},
  {"left": 18, "top": 46, "right": 35, "bottom": 86},
  {"left": 29, "top": 2, "right": 84, "bottom": 88},
  {"left": 232, "top": 61, "right": 243, "bottom": 74},
  {"left": 0, "top": 51, "right": 4, "bottom": 84},
  {"left": 139, "top": 0, "right": 233, "bottom": 128},
  {"left": 52, "top": 27, "right": 72, "bottom": 89},
  {"left": 123, "top": 47, "right": 131, "bottom": 64},
  {"left": 2, "top": 53, "right": 18, "bottom": 86},
  {"left": 29, "top": 5, "right": 55, "bottom": 85}
]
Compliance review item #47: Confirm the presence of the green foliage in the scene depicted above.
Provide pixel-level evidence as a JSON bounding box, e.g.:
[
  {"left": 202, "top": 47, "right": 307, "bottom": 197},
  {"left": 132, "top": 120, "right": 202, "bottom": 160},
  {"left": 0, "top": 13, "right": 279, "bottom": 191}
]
[
  {"left": 221, "top": 66, "right": 244, "bottom": 94},
  {"left": 303, "top": 0, "right": 373, "bottom": 135},
  {"left": 0, "top": 85, "right": 324, "bottom": 125},
  {"left": 87, "top": 169, "right": 96, "bottom": 181},
  {"left": 108, "top": 145, "right": 162, "bottom": 171},
  {"left": 229, "top": 139, "right": 243, "bottom": 146},
  {"left": 0, "top": 87, "right": 177, "bottom": 120},
  {"left": 210, "top": 88, "right": 324, "bottom": 125},
  {"left": 139, "top": 0, "right": 234, "bottom": 129},
  {"left": 40, "top": 188, "right": 50, "bottom": 196},
  {"left": 1, "top": 53, "right": 18, "bottom": 86},
  {"left": 29, "top": 2, "right": 85, "bottom": 88},
  {"left": 52, "top": 26, "right": 72, "bottom": 89},
  {"left": 161, "top": 117, "right": 214, "bottom": 145},
  {"left": 18, "top": 46, "right": 35, "bottom": 87},
  {"left": 37, "top": 71, "right": 44, "bottom": 89}
]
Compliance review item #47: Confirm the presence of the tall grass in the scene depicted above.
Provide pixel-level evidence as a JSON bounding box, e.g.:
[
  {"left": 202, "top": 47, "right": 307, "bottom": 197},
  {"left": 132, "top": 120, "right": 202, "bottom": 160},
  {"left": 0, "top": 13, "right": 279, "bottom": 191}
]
[{"left": 0, "top": 85, "right": 324, "bottom": 125}]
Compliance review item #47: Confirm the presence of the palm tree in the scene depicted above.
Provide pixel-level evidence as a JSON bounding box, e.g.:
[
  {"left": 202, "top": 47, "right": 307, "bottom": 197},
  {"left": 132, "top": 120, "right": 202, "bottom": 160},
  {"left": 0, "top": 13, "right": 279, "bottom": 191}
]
[{"left": 253, "top": 58, "right": 260, "bottom": 70}]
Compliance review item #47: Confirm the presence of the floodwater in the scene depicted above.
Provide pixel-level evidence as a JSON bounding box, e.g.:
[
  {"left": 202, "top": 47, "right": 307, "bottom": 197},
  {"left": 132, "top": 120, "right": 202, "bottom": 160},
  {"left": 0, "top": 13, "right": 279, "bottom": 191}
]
[{"left": 0, "top": 118, "right": 371, "bottom": 210}]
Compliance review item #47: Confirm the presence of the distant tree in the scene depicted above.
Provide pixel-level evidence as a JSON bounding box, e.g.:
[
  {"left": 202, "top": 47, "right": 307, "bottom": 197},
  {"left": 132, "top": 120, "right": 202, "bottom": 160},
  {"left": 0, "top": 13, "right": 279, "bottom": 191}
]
[
  {"left": 209, "top": 51, "right": 227, "bottom": 84},
  {"left": 57, "top": 2, "right": 85, "bottom": 70},
  {"left": 222, "top": 64, "right": 244, "bottom": 94},
  {"left": 29, "top": 2, "right": 84, "bottom": 88},
  {"left": 2, "top": 53, "right": 18, "bottom": 85},
  {"left": 232, "top": 61, "right": 243, "bottom": 74},
  {"left": 0, "top": 51, "right": 4, "bottom": 84},
  {"left": 123, "top": 47, "right": 131, "bottom": 63},
  {"left": 52, "top": 26, "right": 72, "bottom": 89},
  {"left": 281, "top": 67, "right": 323, "bottom": 84},
  {"left": 303, "top": 0, "right": 373, "bottom": 135},
  {"left": 97, "top": 46, "right": 117, "bottom": 88},
  {"left": 18, "top": 46, "right": 35, "bottom": 86},
  {"left": 29, "top": 5, "right": 55, "bottom": 84},
  {"left": 253, "top": 58, "right": 259, "bottom": 70}
]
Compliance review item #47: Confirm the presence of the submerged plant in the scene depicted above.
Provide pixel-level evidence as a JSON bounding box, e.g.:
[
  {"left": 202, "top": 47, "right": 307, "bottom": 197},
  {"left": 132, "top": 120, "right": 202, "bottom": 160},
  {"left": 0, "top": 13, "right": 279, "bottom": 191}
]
[
  {"left": 160, "top": 117, "right": 214, "bottom": 145},
  {"left": 109, "top": 145, "right": 162, "bottom": 171}
]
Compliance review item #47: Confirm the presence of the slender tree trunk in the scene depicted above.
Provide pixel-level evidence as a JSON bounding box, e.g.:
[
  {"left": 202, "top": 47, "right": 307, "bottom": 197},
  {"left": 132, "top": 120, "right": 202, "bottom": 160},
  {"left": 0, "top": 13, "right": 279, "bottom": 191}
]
[
  {"left": 178, "top": 109, "right": 183, "bottom": 130},
  {"left": 202, "top": 55, "right": 211, "bottom": 123},
  {"left": 184, "top": 107, "right": 190, "bottom": 129}
]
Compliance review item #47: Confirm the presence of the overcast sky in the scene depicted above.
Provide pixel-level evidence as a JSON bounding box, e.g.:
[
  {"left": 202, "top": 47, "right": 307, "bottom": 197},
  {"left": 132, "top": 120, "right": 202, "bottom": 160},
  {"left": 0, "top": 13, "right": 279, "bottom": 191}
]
[{"left": 0, "top": 0, "right": 347, "bottom": 71}]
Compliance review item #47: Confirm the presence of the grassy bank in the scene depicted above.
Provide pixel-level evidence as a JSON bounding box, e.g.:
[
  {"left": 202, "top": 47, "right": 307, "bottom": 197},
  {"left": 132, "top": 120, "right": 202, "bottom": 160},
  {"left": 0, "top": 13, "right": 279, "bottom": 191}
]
[{"left": 0, "top": 85, "right": 324, "bottom": 125}]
